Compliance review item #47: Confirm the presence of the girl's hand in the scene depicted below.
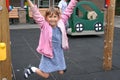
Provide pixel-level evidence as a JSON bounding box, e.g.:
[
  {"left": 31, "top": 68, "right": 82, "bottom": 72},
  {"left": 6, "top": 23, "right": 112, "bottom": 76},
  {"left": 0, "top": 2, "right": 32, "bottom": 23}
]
[{"left": 27, "top": 0, "right": 34, "bottom": 7}]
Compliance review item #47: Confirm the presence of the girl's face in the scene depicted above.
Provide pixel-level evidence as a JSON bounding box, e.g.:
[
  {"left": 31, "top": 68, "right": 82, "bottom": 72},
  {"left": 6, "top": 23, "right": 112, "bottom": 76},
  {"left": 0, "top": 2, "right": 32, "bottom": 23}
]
[{"left": 46, "top": 13, "right": 60, "bottom": 27}]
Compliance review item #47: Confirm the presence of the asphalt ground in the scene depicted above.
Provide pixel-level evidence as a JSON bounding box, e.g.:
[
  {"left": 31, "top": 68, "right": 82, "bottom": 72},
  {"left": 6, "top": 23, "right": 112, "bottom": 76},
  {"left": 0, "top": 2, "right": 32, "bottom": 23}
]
[{"left": 10, "top": 16, "right": 120, "bottom": 80}]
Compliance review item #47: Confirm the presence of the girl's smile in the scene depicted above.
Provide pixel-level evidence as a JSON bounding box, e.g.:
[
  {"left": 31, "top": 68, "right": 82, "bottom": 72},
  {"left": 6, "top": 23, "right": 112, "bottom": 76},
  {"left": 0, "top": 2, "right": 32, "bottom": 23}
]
[{"left": 46, "top": 13, "right": 60, "bottom": 27}]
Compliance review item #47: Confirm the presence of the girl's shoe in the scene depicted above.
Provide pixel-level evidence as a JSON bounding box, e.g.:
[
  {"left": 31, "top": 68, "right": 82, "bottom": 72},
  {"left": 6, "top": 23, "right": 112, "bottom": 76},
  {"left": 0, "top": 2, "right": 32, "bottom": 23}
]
[
  {"left": 24, "top": 65, "right": 34, "bottom": 79},
  {"left": 24, "top": 68, "right": 30, "bottom": 79}
]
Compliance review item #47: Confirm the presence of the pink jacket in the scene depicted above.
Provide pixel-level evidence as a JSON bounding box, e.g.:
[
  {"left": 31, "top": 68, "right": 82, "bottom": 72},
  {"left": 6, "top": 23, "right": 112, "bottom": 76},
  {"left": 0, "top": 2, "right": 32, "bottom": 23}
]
[{"left": 31, "top": 0, "right": 77, "bottom": 58}]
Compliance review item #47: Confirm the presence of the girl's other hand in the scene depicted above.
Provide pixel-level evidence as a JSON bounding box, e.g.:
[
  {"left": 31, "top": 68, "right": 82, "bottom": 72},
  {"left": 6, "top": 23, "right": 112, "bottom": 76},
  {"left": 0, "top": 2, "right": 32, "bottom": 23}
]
[{"left": 27, "top": 0, "right": 34, "bottom": 7}]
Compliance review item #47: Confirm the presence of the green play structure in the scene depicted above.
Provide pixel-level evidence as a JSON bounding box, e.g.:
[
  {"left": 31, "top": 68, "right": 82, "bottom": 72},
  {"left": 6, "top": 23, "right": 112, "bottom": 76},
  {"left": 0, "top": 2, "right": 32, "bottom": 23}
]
[{"left": 68, "top": 1, "right": 104, "bottom": 35}]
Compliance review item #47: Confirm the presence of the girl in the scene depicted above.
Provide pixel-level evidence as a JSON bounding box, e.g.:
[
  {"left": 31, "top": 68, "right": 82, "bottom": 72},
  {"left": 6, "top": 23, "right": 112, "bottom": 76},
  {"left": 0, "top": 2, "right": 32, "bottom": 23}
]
[{"left": 24, "top": 0, "right": 79, "bottom": 79}]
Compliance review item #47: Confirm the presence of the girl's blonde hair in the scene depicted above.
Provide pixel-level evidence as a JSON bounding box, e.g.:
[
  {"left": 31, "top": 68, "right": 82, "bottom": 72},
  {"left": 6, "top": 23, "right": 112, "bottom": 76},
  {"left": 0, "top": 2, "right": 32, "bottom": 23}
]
[{"left": 45, "top": 7, "right": 61, "bottom": 19}]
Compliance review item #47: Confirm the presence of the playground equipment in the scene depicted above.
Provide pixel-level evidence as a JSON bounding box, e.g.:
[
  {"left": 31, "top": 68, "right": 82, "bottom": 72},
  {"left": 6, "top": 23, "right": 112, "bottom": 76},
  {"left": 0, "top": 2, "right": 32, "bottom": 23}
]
[
  {"left": 0, "top": 0, "right": 116, "bottom": 79},
  {"left": 105, "top": 0, "right": 110, "bottom": 8},
  {"left": 67, "top": 1, "right": 104, "bottom": 36},
  {"left": 0, "top": 0, "right": 12, "bottom": 80},
  {"left": 6, "top": 0, "right": 9, "bottom": 11},
  {"left": 0, "top": 43, "right": 6, "bottom": 61},
  {"left": 103, "top": 0, "right": 116, "bottom": 70}
]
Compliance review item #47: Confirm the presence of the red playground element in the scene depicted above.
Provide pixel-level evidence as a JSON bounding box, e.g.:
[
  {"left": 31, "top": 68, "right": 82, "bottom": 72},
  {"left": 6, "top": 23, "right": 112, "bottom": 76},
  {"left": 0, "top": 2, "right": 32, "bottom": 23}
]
[
  {"left": 6, "top": 0, "right": 9, "bottom": 11},
  {"left": 105, "top": 0, "right": 110, "bottom": 8}
]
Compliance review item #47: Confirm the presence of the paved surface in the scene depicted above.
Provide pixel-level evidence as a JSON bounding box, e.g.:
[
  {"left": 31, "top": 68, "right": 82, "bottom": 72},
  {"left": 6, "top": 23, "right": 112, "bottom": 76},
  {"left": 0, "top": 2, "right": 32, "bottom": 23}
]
[
  {"left": 10, "top": 16, "right": 120, "bottom": 80},
  {"left": 114, "top": 16, "right": 120, "bottom": 28}
]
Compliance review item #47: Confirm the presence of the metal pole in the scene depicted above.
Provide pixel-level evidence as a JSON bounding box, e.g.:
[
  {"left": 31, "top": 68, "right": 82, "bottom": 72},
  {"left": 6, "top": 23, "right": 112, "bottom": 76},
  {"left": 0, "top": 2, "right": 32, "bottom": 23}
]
[
  {"left": 21, "top": 0, "right": 24, "bottom": 8},
  {"left": 49, "top": 0, "right": 54, "bottom": 7},
  {"left": 38, "top": 0, "right": 40, "bottom": 8},
  {"left": 103, "top": 0, "right": 116, "bottom": 70}
]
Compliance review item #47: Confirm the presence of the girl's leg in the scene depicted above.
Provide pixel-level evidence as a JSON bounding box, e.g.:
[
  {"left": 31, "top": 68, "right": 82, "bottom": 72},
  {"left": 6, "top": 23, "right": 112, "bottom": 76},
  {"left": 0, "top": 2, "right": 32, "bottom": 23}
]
[
  {"left": 58, "top": 70, "right": 64, "bottom": 74},
  {"left": 35, "top": 68, "right": 49, "bottom": 78},
  {"left": 24, "top": 66, "right": 49, "bottom": 79},
  {"left": 58, "top": 69, "right": 67, "bottom": 75}
]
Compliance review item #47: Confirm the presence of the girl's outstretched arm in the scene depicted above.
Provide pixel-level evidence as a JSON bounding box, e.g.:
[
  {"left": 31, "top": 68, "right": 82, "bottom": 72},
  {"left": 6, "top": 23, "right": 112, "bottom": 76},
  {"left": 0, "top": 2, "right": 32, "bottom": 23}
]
[
  {"left": 27, "top": 0, "right": 45, "bottom": 28},
  {"left": 61, "top": 0, "right": 78, "bottom": 24}
]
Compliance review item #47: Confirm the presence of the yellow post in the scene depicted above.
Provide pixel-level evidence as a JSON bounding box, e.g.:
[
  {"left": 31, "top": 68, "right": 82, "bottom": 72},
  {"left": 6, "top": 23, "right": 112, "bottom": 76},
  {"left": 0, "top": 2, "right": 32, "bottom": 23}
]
[
  {"left": 0, "top": 43, "right": 6, "bottom": 61},
  {"left": 103, "top": 0, "right": 116, "bottom": 70},
  {"left": 0, "top": 0, "right": 12, "bottom": 80}
]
